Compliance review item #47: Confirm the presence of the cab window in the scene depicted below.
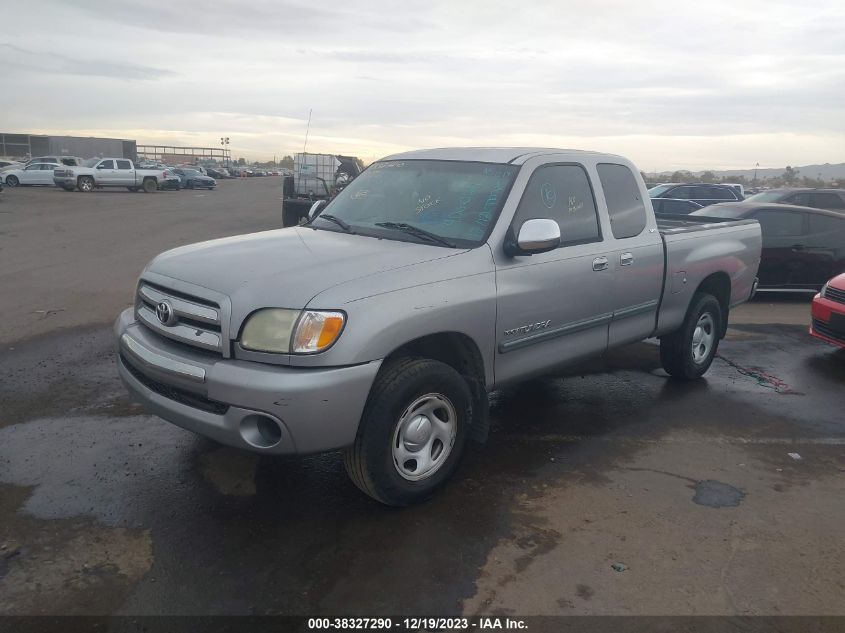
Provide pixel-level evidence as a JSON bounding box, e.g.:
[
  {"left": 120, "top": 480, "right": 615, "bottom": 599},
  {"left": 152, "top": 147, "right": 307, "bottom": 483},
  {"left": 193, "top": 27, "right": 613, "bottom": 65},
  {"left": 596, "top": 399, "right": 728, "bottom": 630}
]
[
  {"left": 512, "top": 164, "right": 600, "bottom": 246},
  {"left": 597, "top": 163, "right": 647, "bottom": 239}
]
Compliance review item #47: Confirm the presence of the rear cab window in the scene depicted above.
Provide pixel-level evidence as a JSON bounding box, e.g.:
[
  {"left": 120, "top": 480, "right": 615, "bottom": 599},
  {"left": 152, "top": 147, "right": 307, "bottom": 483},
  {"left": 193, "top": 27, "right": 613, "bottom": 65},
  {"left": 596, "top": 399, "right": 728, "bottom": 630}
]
[
  {"left": 597, "top": 163, "right": 647, "bottom": 239},
  {"left": 512, "top": 164, "right": 601, "bottom": 246},
  {"left": 116, "top": 160, "right": 132, "bottom": 170}
]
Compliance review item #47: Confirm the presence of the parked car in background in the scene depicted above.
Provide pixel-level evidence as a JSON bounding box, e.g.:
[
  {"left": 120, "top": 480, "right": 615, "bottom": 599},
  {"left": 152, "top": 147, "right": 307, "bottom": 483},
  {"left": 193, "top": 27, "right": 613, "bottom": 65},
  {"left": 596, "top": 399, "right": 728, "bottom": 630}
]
[
  {"left": 810, "top": 273, "right": 845, "bottom": 348},
  {"left": 173, "top": 168, "right": 216, "bottom": 189},
  {"left": 25, "top": 156, "right": 83, "bottom": 167},
  {"left": 160, "top": 170, "right": 182, "bottom": 191},
  {"left": 206, "top": 167, "right": 230, "bottom": 179},
  {"left": 0, "top": 160, "right": 23, "bottom": 170},
  {"left": 54, "top": 158, "right": 170, "bottom": 192},
  {"left": 649, "top": 183, "right": 743, "bottom": 208},
  {"left": 744, "top": 188, "right": 845, "bottom": 211},
  {"left": 692, "top": 202, "right": 845, "bottom": 292},
  {"left": 651, "top": 199, "right": 705, "bottom": 215},
  {"left": 2, "top": 162, "right": 60, "bottom": 187},
  {"left": 721, "top": 183, "right": 745, "bottom": 198}
]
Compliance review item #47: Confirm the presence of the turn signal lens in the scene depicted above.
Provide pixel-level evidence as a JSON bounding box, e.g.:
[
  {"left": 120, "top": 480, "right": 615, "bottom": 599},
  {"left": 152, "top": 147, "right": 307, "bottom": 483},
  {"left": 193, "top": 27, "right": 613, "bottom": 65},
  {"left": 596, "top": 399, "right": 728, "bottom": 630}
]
[{"left": 292, "top": 311, "right": 345, "bottom": 353}]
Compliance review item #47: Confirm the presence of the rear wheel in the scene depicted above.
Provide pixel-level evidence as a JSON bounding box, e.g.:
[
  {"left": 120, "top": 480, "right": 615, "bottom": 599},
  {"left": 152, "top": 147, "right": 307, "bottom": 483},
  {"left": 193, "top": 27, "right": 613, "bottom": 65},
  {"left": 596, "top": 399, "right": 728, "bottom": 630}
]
[
  {"left": 142, "top": 178, "right": 157, "bottom": 193},
  {"left": 77, "top": 176, "right": 94, "bottom": 192},
  {"left": 660, "top": 292, "right": 722, "bottom": 380},
  {"left": 5, "top": 175, "right": 19, "bottom": 187},
  {"left": 344, "top": 357, "right": 471, "bottom": 506}
]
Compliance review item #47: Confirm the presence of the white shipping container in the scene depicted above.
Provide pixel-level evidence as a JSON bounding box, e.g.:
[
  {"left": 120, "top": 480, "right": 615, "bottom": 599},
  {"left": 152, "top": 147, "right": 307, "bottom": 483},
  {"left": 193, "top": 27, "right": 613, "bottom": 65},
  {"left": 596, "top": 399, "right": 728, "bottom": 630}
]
[{"left": 294, "top": 153, "right": 341, "bottom": 197}]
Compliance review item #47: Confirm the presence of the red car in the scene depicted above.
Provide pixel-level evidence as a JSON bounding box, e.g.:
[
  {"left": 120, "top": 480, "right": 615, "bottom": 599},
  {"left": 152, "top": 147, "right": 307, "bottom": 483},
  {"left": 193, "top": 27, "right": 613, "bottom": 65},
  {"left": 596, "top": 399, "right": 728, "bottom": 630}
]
[{"left": 810, "top": 272, "right": 845, "bottom": 348}]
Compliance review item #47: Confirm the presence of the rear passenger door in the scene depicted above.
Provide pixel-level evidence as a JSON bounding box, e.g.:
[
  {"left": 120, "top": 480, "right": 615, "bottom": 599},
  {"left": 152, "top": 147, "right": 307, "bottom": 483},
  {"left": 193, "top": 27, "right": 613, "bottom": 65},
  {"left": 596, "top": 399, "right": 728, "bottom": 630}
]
[
  {"left": 804, "top": 213, "right": 845, "bottom": 287},
  {"left": 115, "top": 159, "right": 134, "bottom": 186},
  {"left": 597, "top": 163, "right": 665, "bottom": 347},
  {"left": 494, "top": 162, "right": 614, "bottom": 384},
  {"left": 752, "top": 208, "right": 808, "bottom": 288}
]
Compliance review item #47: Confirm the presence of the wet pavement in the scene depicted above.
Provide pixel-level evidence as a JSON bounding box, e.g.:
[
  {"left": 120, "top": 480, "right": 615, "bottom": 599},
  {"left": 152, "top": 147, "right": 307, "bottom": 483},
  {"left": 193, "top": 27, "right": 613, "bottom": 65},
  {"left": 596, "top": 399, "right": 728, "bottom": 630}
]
[{"left": 1, "top": 183, "right": 844, "bottom": 615}]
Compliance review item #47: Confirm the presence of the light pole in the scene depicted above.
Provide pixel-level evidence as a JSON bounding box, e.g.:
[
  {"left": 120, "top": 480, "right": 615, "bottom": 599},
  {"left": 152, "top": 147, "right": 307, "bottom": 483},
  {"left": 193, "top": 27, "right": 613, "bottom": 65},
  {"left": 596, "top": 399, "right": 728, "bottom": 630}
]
[
  {"left": 753, "top": 162, "right": 759, "bottom": 186},
  {"left": 220, "top": 137, "right": 230, "bottom": 168}
]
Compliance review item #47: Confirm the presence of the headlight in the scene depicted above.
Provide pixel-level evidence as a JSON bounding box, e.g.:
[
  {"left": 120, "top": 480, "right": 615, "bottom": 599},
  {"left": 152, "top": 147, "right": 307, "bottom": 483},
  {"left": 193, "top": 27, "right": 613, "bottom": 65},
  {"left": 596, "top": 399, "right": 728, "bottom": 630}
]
[
  {"left": 820, "top": 282, "right": 829, "bottom": 298},
  {"left": 240, "top": 309, "right": 300, "bottom": 353},
  {"left": 240, "top": 309, "right": 345, "bottom": 354}
]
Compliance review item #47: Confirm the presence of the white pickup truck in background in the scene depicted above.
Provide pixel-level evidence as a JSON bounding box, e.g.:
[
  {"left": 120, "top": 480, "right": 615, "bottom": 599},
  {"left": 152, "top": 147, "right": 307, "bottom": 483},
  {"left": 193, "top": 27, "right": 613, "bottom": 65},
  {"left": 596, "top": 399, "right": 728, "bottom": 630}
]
[{"left": 53, "top": 158, "right": 173, "bottom": 193}]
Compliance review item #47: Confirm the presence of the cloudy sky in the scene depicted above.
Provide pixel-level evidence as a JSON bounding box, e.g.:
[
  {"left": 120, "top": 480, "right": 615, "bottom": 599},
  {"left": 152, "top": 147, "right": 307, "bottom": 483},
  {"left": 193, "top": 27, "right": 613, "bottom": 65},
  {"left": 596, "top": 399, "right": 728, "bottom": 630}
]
[{"left": 3, "top": 0, "right": 844, "bottom": 170}]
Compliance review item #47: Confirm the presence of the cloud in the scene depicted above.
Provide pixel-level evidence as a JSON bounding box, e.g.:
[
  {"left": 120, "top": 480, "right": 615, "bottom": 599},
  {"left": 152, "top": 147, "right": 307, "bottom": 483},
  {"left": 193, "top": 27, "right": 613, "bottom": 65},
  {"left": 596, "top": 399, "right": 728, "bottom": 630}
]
[
  {"left": 0, "top": 43, "right": 175, "bottom": 81},
  {"left": 3, "top": 0, "right": 845, "bottom": 168}
]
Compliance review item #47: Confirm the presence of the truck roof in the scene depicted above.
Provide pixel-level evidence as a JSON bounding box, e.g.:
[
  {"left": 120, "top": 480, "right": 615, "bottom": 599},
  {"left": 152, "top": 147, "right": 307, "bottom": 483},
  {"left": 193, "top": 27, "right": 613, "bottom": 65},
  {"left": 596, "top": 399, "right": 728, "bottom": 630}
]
[{"left": 380, "top": 147, "right": 624, "bottom": 165}]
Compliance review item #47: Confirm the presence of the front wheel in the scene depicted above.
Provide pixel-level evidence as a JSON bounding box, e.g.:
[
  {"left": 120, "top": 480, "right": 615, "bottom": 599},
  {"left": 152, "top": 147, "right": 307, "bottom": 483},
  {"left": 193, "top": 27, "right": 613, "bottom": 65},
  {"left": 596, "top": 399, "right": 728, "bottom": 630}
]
[
  {"left": 5, "top": 175, "right": 19, "bottom": 187},
  {"left": 344, "top": 358, "right": 471, "bottom": 506},
  {"left": 77, "top": 176, "right": 94, "bottom": 192},
  {"left": 660, "top": 292, "right": 722, "bottom": 380}
]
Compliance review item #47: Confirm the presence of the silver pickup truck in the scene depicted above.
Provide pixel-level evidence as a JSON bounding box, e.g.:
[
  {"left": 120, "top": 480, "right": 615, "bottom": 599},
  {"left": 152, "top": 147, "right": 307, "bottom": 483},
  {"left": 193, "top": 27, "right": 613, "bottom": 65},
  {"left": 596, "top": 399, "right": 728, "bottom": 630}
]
[
  {"left": 54, "top": 158, "right": 170, "bottom": 193},
  {"left": 115, "top": 148, "right": 761, "bottom": 505}
]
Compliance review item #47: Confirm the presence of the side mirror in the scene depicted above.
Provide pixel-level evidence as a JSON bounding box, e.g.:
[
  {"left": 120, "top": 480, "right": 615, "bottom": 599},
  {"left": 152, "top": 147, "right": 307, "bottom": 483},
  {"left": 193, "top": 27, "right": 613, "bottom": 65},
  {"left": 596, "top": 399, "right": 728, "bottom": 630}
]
[
  {"left": 505, "top": 219, "right": 561, "bottom": 256},
  {"left": 308, "top": 200, "right": 327, "bottom": 220}
]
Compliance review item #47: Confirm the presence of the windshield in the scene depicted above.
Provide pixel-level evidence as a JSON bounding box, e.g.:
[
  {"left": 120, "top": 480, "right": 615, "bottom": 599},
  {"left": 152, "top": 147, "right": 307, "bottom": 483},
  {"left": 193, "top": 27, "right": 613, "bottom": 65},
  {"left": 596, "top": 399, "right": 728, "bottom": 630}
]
[
  {"left": 648, "top": 184, "right": 674, "bottom": 197},
  {"left": 82, "top": 158, "right": 100, "bottom": 167},
  {"left": 744, "top": 191, "right": 785, "bottom": 202},
  {"left": 312, "top": 160, "right": 519, "bottom": 246}
]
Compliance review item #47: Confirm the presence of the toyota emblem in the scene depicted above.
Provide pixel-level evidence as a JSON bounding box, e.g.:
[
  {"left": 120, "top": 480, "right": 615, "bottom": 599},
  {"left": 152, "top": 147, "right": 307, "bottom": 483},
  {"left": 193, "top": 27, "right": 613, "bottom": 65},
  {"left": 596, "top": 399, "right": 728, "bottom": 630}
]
[{"left": 156, "top": 300, "right": 176, "bottom": 326}]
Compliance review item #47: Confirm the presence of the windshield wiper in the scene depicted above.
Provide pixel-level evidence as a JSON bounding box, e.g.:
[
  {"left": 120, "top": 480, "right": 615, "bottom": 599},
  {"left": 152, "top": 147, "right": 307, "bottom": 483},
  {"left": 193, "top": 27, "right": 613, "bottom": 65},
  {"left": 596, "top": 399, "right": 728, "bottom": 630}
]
[
  {"left": 374, "top": 222, "right": 456, "bottom": 247},
  {"left": 316, "top": 213, "right": 354, "bottom": 233}
]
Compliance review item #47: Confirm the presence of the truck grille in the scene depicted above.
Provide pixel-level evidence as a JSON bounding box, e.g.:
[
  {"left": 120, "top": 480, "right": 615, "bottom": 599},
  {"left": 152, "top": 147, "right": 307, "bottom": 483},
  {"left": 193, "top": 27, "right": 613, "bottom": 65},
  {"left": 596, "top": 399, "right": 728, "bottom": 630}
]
[
  {"left": 825, "top": 286, "right": 845, "bottom": 305},
  {"left": 136, "top": 282, "right": 223, "bottom": 354},
  {"left": 813, "top": 319, "right": 845, "bottom": 344}
]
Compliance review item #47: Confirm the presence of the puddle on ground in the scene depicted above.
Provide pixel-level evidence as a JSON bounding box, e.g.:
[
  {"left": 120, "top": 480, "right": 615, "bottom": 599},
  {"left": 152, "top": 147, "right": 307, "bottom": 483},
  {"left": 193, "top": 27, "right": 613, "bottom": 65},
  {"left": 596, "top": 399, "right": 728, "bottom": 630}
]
[{"left": 692, "top": 479, "right": 746, "bottom": 508}]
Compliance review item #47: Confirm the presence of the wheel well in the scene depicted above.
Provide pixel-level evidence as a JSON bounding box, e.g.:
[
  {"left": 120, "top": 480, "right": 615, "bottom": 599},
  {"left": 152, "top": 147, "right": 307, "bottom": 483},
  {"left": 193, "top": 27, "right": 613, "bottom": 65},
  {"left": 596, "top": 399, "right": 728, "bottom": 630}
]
[
  {"left": 695, "top": 272, "right": 731, "bottom": 337},
  {"left": 383, "top": 332, "right": 490, "bottom": 443}
]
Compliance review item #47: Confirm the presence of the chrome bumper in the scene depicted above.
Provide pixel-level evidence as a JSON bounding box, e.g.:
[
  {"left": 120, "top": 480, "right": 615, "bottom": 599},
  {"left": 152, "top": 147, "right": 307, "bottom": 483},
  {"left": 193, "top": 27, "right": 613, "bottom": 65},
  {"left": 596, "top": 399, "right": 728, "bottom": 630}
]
[{"left": 115, "top": 308, "right": 381, "bottom": 455}]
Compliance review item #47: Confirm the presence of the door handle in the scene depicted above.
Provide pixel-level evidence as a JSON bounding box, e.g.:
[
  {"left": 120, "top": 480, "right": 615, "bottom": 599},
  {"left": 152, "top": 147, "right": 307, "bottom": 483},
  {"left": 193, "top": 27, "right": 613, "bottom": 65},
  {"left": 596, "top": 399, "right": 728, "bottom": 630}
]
[
  {"left": 592, "top": 256, "right": 609, "bottom": 271},
  {"left": 620, "top": 252, "right": 634, "bottom": 266}
]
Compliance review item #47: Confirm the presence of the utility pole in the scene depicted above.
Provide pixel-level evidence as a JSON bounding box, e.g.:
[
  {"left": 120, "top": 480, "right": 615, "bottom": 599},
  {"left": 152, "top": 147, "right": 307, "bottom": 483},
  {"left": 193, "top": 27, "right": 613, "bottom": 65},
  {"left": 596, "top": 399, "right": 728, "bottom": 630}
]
[{"left": 220, "top": 137, "right": 230, "bottom": 168}]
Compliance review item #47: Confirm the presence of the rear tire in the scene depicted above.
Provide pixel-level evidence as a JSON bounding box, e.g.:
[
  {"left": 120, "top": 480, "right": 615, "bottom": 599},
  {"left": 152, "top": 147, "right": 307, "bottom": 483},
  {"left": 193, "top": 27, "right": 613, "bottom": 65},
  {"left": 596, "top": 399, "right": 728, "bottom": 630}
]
[
  {"left": 344, "top": 357, "right": 471, "bottom": 506},
  {"left": 660, "top": 292, "right": 722, "bottom": 380},
  {"left": 77, "top": 176, "right": 94, "bottom": 192},
  {"left": 6, "top": 175, "right": 19, "bottom": 187},
  {"left": 142, "top": 178, "right": 157, "bottom": 193}
]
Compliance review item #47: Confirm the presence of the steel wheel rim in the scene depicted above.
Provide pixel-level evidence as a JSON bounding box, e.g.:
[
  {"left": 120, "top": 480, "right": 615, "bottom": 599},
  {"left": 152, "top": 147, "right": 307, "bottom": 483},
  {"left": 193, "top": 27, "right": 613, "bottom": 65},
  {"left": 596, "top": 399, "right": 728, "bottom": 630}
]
[
  {"left": 392, "top": 393, "right": 457, "bottom": 481},
  {"left": 692, "top": 313, "right": 715, "bottom": 364}
]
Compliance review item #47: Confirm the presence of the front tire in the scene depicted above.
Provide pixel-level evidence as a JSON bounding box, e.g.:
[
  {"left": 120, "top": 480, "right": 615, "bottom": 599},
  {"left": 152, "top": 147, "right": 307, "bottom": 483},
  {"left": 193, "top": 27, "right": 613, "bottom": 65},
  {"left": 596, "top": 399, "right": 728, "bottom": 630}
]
[
  {"left": 344, "top": 358, "right": 472, "bottom": 506},
  {"left": 6, "top": 175, "right": 19, "bottom": 187},
  {"left": 660, "top": 292, "right": 722, "bottom": 380},
  {"left": 77, "top": 176, "right": 94, "bottom": 192}
]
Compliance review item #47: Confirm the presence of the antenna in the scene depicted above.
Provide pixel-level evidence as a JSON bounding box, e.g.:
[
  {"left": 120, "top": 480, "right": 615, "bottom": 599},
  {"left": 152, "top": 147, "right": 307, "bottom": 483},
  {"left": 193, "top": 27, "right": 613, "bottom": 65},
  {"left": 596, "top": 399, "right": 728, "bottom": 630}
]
[{"left": 303, "top": 109, "right": 312, "bottom": 155}]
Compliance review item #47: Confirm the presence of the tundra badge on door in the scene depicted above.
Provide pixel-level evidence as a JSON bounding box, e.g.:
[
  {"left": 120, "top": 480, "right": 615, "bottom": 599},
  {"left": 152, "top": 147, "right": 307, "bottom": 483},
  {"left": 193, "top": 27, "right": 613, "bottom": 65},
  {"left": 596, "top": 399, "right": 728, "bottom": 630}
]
[{"left": 504, "top": 320, "right": 551, "bottom": 336}]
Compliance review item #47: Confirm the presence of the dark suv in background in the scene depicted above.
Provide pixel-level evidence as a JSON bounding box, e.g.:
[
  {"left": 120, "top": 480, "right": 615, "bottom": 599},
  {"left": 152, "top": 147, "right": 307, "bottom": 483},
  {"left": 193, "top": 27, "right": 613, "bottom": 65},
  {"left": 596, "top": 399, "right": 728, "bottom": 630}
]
[
  {"left": 744, "top": 188, "right": 845, "bottom": 211},
  {"left": 649, "top": 183, "right": 743, "bottom": 210}
]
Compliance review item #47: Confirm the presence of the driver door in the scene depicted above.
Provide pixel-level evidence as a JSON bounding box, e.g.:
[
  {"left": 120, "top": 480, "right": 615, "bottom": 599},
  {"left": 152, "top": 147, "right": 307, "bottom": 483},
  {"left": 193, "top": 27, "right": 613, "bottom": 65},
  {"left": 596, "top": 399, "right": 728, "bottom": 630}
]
[
  {"left": 96, "top": 159, "right": 119, "bottom": 185},
  {"left": 494, "top": 161, "right": 614, "bottom": 385}
]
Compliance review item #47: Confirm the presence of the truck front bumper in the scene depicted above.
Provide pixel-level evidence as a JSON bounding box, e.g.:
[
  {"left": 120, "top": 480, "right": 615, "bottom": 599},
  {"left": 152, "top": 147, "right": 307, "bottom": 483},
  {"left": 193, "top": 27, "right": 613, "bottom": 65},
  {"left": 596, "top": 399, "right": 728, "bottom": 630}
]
[
  {"left": 114, "top": 308, "right": 381, "bottom": 455},
  {"left": 53, "top": 176, "right": 75, "bottom": 187}
]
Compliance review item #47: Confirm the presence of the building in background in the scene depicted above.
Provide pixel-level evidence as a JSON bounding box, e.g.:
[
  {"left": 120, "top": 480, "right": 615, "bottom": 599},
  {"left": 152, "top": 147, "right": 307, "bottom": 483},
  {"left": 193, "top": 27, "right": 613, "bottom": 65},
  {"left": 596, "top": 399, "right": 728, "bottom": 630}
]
[
  {"left": 135, "top": 145, "right": 231, "bottom": 166},
  {"left": 0, "top": 133, "right": 137, "bottom": 161}
]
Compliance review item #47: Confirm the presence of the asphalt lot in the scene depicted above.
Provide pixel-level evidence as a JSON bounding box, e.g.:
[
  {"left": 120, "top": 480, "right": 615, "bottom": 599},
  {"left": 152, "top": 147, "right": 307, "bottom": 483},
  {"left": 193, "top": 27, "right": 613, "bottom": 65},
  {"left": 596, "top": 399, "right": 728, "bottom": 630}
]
[{"left": 1, "top": 180, "right": 844, "bottom": 616}]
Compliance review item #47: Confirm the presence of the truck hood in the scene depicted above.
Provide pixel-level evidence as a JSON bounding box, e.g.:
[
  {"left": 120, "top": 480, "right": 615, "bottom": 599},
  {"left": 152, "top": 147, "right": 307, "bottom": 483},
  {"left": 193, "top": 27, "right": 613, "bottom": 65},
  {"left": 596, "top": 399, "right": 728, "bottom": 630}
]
[{"left": 145, "top": 226, "right": 467, "bottom": 319}]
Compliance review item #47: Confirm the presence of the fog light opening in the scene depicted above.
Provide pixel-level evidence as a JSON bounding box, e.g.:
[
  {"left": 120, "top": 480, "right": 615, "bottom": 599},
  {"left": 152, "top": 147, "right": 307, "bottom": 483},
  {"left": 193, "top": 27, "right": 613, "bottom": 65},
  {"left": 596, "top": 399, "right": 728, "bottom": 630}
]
[{"left": 240, "top": 414, "right": 283, "bottom": 448}]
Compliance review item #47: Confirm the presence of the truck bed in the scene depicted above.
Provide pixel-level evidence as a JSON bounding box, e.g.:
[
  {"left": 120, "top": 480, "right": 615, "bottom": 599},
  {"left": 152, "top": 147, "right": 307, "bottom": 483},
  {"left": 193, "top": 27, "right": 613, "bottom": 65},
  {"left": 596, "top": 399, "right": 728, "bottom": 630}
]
[{"left": 656, "top": 213, "right": 759, "bottom": 235}]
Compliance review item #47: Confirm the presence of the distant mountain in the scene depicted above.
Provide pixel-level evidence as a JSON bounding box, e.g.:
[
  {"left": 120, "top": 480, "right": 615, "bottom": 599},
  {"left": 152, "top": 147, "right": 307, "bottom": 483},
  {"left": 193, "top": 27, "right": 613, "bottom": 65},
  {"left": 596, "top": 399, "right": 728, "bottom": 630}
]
[{"left": 650, "top": 162, "right": 845, "bottom": 181}]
